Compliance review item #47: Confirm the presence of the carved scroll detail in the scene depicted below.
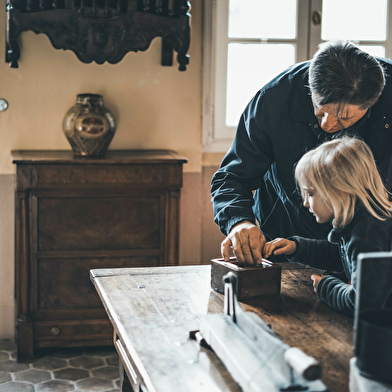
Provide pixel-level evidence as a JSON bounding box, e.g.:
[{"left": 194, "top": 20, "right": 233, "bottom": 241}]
[{"left": 6, "top": 0, "right": 191, "bottom": 70}]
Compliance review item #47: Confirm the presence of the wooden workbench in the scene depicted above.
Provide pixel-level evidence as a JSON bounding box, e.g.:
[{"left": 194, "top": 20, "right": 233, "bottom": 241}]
[{"left": 90, "top": 264, "right": 354, "bottom": 392}]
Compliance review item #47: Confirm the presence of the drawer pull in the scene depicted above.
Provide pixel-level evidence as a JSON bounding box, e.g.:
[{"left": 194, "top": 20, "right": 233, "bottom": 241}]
[{"left": 50, "top": 327, "right": 61, "bottom": 336}]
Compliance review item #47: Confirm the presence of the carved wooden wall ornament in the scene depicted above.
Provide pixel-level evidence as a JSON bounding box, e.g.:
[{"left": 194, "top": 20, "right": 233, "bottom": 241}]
[{"left": 6, "top": 0, "right": 191, "bottom": 70}]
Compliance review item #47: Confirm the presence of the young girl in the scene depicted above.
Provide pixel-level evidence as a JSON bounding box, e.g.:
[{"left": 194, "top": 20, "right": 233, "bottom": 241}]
[{"left": 263, "top": 136, "right": 392, "bottom": 316}]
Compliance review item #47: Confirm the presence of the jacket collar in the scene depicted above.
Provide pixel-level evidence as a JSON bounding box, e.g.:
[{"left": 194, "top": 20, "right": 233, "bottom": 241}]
[
  {"left": 328, "top": 204, "right": 368, "bottom": 244},
  {"left": 288, "top": 67, "right": 324, "bottom": 139},
  {"left": 289, "top": 67, "right": 315, "bottom": 124}
]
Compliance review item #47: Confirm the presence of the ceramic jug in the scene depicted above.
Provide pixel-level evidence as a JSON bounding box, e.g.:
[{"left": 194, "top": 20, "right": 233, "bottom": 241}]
[{"left": 63, "top": 93, "right": 116, "bottom": 157}]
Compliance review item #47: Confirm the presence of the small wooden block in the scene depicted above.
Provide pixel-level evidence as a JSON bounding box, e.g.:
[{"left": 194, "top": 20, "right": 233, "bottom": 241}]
[{"left": 211, "top": 257, "right": 281, "bottom": 300}]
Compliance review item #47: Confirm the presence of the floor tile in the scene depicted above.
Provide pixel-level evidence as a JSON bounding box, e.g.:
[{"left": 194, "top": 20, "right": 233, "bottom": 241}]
[
  {"left": 32, "top": 357, "right": 69, "bottom": 371},
  {"left": 69, "top": 355, "right": 105, "bottom": 369},
  {"left": 75, "top": 377, "right": 114, "bottom": 391},
  {"left": 0, "top": 371, "right": 11, "bottom": 384},
  {"left": 0, "top": 360, "right": 29, "bottom": 373},
  {"left": 36, "top": 379, "right": 75, "bottom": 392},
  {"left": 14, "top": 369, "right": 52, "bottom": 383},
  {"left": 91, "top": 366, "right": 119, "bottom": 380},
  {"left": 54, "top": 367, "right": 90, "bottom": 381},
  {"left": 46, "top": 347, "right": 84, "bottom": 360},
  {"left": 0, "top": 340, "right": 17, "bottom": 352},
  {"left": 105, "top": 355, "right": 119, "bottom": 367},
  {"left": 82, "top": 347, "right": 117, "bottom": 357},
  {"left": 0, "top": 340, "right": 121, "bottom": 392},
  {"left": 0, "top": 381, "right": 34, "bottom": 391}
]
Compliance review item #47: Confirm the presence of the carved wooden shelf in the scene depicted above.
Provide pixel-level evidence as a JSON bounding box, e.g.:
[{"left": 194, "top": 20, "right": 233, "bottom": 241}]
[{"left": 6, "top": 0, "right": 191, "bottom": 70}]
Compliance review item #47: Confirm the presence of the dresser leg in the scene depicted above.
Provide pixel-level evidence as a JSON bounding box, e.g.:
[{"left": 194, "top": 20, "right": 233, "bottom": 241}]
[{"left": 16, "top": 321, "right": 34, "bottom": 362}]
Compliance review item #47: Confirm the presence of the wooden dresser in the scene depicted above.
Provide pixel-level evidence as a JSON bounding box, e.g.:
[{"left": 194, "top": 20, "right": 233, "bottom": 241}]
[{"left": 12, "top": 150, "right": 187, "bottom": 361}]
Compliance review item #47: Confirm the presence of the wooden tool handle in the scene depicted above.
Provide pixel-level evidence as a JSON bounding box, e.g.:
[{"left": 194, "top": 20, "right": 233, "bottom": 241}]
[{"left": 284, "top": 347, "right": 322, "bottom": 381}]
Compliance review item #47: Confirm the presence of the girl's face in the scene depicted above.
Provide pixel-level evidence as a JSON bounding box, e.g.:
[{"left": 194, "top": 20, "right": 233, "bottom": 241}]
[{"left": 302, "top": 185, "right": 334, "bottom": 224}]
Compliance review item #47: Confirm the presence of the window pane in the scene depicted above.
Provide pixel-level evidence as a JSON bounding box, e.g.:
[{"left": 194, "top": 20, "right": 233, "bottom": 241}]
[
  {"left": 226, "top": 44, "right": 295, "bottom": 126},
  {"left": 358, "top": 46, "right": 386, "bottom": 58},
  {"left": 317, "top": 44, "right": 386, "bottom": 58},
  {"left": 321, "top": 0, "right": 387, "bottom": 41},
  {"left": 229, "top": 0, "right": 297, "bottom": 39}
]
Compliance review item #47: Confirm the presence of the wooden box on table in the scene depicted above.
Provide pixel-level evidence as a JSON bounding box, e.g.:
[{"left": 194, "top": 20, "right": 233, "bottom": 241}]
[{"left": 211, "top": 257, "right": 281, "bottom": 300}]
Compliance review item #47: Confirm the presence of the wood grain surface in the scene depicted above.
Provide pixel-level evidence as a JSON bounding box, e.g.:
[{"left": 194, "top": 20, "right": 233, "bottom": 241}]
[
  {"left": 91, "top": 264, "right": 354, "bottom": 392},
  {"left": 12, "top": 150, "right": 187, "bottom": 361}
]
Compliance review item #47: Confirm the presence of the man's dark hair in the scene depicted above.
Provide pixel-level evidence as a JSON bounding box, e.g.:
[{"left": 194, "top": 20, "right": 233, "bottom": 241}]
[{"left": 309, "top": 40, "right": 386, "bottom": 110}]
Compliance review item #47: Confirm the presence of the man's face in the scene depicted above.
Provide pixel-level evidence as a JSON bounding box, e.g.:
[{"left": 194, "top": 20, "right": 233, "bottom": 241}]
[{"left": 311, "top": 96, "right": 368, "bottom": 133}]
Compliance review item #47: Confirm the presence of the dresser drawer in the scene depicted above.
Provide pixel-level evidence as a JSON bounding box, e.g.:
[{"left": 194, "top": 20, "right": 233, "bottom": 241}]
[
  {"left": 36, "top": 257, "right": 160, "bottom": 311},
  {"left": 35, "top": 193, "right": 163, "bottom": 251},
  {"left": 35, "top": 319, "right": 113, "bottom": 343}
]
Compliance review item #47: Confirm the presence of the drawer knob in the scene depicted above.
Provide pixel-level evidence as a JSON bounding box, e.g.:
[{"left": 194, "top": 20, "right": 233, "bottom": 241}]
[{"left": 50, "top": 327, "right": 61, "bottom": 336}]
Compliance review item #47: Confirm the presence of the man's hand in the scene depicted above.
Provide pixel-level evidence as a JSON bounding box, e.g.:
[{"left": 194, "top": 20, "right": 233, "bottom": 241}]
[
  {"left": 311, "top": 274, "right": 323, "bottom": 293},
  {"left": 263, "top": 238, "right": 296, "bottom": 258},
  {"left": 221, "top": 221, "right": 265, "bottom": 266}
]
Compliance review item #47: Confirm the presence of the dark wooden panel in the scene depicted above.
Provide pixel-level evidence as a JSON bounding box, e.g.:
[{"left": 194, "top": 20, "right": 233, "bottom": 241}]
[
  {"left": 29, "top": 164, "right": 183, "bottom": 188},
  {"left": 35, "top": 319, "right": 113, "bottom": 342},
  {"left": 37, "top": 257, "right": 160, "bottom": 311},
  {"left": 13, "top": 150, "right": 186, "bottom": 360},
  {"left": 12, "top": 150, "right": 187, "bottom": 190},
  {"left": 36, "top": 337, "right": 114, "bottom": 349},
  {"left": 37, "top": 195, "right": 161, "bottom": 250}
]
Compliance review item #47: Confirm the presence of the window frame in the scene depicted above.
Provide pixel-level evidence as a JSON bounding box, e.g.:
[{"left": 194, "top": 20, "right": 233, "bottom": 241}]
[{"left": 202, "top": 0, "right": 392, "bottom": 153}]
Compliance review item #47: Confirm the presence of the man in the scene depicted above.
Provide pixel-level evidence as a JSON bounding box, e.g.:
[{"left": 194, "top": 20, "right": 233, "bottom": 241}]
[{"left": 211, "top": 40, "right": 392, "bottom": 266}]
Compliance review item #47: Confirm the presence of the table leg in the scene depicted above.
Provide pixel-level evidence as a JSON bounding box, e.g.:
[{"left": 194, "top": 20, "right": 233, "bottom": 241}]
[{"left": 119, "top": 360, "right": 133, "bottom": 392}]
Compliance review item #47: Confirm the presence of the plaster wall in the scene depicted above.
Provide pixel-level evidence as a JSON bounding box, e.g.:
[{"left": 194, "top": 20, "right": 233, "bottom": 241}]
[{"left": 0, "top": 0, "right": 226, "bottom": 338}]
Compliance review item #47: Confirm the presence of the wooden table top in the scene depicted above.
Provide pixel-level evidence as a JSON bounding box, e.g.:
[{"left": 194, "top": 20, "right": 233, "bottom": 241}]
[{"left": 90, "top": 264, "right": 354, "bottom": 392}]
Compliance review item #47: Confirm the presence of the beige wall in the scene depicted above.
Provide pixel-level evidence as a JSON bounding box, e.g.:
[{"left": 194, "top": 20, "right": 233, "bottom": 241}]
[
  {"left": 0, "top": 176, "right": 15, "bottom": 338},
  {"left": 0, "top": 1, "right": 202, "bottom": 174},
  {"left": 0, "top": 0, "right": 227, "bottom": 339}
]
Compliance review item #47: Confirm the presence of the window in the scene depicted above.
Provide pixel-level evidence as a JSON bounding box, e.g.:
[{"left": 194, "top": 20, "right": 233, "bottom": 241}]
[{"left": 202, "top": 0, "right": 392, "bottom": 152}]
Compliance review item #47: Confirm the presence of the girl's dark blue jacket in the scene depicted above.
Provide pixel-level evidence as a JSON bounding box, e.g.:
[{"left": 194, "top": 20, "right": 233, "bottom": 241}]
[{"left": 289, "top": 205, "right": 392, "bottom": 317}]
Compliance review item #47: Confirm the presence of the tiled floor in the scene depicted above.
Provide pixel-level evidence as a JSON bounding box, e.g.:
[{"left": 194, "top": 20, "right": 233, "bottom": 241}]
[{"left": 0, "top": 340, "right": 121, "bottom": 391}]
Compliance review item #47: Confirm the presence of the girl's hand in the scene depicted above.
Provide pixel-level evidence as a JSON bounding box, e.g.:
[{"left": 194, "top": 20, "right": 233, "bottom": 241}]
[
  {"left": 263, "top": 238, "right": 297, "bottom": 258},
  {"left": 311, "top": 274, "right": 323, "bottom": 292}
]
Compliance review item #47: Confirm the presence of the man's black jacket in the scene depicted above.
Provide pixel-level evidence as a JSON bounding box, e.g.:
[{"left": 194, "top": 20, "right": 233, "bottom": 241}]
[{"left": 211, "top": 59, "right": 392, "bottom": 241}]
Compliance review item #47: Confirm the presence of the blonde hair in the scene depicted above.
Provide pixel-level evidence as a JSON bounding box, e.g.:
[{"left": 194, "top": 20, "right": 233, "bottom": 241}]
[{"left": 295, "top": 137, "right": 392, "bottom": 227}]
